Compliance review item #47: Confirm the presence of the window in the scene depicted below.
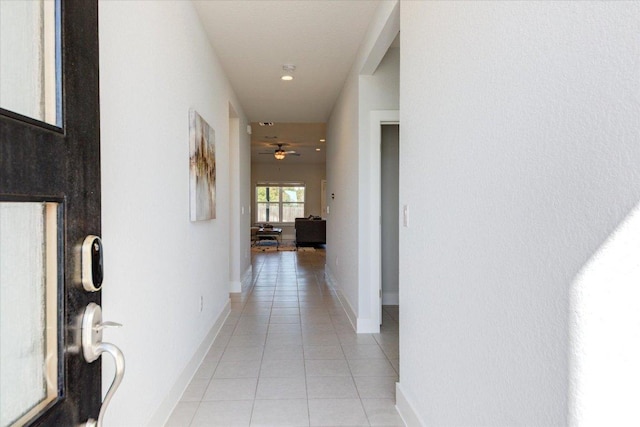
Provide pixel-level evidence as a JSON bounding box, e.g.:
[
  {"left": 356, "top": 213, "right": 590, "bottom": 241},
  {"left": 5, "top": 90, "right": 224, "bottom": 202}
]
[{"left": 256, "top": 183, "right": 305, "bottom": 223}]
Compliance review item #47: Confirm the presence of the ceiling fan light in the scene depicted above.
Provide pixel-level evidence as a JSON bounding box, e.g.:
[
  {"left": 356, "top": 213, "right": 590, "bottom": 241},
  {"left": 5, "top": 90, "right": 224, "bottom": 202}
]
[{"left": 274, "top": 150, "right": 286, "bottom": 160}]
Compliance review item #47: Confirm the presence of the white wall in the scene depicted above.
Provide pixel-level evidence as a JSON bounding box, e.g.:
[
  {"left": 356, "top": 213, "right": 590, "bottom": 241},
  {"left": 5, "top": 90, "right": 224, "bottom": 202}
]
[
  {"left": 326, "top": 65, "right": 361, "bottom": 320},
  {"left": 251, "top": 162, "right": 326, "bottom": 240},
  {"left": 358, "top": 46, "right": 399, "bottom": 330},
  {"left": 326, "top": 0, "right": 399, "bottom": 331},
  {"left": 99, "top": 2, "right": 249, "bottom": 425},
  {"left": 398, "top": 2, "right": 640, "bottom": 425},
  {"left": 228, "top": 107, "right": 252, "bottom": 293},
  {"left": 569, "top": 203, "right": 640, "bottom": 426}
]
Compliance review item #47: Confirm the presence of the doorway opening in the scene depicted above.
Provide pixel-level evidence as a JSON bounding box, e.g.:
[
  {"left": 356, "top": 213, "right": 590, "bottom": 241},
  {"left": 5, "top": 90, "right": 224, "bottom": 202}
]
[
  {"left": 381, "top": 124, "right": 399, "bottom": 328},
  {"left": 368, "top": 110, "right": 399, "bottom": 330}
]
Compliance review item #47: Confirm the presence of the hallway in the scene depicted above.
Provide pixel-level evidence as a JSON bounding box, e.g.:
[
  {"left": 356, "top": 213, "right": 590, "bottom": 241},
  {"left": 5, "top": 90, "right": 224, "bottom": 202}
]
[{"left": 165, "top": 249, "right": 402, "bottom": 426}]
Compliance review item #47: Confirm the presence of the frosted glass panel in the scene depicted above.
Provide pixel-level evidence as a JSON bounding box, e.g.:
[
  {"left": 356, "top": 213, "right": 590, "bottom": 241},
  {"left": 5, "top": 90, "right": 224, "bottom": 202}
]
[
  {"left": 0, "top": 202, "right": 58, "bottom": 427},
  {"left": 0, "top": 0, "right": 60, "bottom": 126}
]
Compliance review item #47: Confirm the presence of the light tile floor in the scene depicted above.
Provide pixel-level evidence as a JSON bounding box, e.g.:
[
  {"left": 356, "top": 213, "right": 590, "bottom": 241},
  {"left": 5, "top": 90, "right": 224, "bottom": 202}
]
[{"left": 165, "top": 248, "right": 403, "bottom": 427}]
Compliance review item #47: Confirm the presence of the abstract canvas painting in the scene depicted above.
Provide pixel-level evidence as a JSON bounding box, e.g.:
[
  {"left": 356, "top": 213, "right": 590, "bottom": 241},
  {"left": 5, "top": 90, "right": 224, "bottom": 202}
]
[{"left": 189, "top": 109, "right": 216, "bottom": 221}]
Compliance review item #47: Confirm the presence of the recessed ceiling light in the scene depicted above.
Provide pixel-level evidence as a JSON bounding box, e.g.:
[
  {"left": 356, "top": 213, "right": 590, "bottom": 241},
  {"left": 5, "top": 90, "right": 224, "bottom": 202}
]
[
  {"left": 316, "top": 148, "right": 321, "bottom": 152},
  {"left": 319, "top": 139, "right": 325, "bottom": 142},
  {"left": 281, "top": 64, "right": 296, "bottom": 81}
]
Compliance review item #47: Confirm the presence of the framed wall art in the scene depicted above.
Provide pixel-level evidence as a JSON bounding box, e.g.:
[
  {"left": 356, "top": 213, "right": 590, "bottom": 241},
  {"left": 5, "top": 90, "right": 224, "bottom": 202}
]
[{"left": 189, "top": 109, "right": 216, "bottom": 221}]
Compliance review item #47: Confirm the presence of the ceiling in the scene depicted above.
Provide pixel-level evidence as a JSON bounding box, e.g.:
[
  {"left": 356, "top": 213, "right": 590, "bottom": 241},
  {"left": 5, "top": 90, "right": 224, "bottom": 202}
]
[
  {"left": 193, "top": 0, "right": 380, "bottom": 123},
  {"left": 193, "top": 0, "right": 380, "bottom": 165}
]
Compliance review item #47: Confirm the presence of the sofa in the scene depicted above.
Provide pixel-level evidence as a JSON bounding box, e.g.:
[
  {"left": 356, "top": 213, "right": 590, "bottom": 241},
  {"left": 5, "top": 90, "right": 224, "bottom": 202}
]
[{"left": 295, "top": 217, "right": 326, "bottom": 247}]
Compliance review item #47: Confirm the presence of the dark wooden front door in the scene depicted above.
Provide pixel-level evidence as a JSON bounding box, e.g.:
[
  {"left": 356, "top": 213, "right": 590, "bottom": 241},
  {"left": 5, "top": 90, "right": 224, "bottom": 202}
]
[{"left": 0, "top": 1, "right": 102, "bottom": 425}]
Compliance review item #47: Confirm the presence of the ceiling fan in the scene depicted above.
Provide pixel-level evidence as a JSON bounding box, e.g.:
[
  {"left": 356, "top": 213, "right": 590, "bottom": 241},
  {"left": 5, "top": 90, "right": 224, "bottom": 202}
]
[{"left": 258, "top": 143, "right": 301, "bottom": 160}]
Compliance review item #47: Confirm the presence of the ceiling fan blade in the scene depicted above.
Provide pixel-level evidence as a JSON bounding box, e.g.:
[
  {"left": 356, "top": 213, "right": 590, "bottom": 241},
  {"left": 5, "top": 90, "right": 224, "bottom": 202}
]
[{"left": 288, "top": 153, "right": 301, "bottom": 156}]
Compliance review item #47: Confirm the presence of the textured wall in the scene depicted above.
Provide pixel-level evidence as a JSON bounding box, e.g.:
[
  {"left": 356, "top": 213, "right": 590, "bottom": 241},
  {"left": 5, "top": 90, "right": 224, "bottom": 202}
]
[
  {"left": 399, "top": 1, "right": 640, "bottom": 425},
  {"left": 569, "top": 204, "right": 640, "bottom": 426},
  {"left": 327, "top": 1, "right": 399, "bottom": 328},
  {"left": 99, "top": 1, "right": 249, "bottom": 425},
  {"left": 358, "top": 45, "right": 400, "bottom": 328},
  {"left": 326, "top": 46, "right": 362, "bottom": 317}
]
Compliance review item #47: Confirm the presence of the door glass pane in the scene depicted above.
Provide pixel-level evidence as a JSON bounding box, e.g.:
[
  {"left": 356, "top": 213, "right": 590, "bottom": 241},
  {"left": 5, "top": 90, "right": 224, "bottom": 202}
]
[
  {"left": 0, "top": 0, "right": 61, "bottom": 126},
  {"left": 0, "top": 202, "right": 59, "bottom": 427}
]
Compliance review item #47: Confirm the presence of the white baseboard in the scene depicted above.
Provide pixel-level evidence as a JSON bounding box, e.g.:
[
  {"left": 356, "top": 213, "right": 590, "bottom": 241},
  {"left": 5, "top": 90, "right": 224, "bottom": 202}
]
[
  {"left": 396, "top": 382, "right": 425, "bottom": 427},
  {"left": 230, "top": 265, "right": 253, "bottom": 294},
  {"left": 357, "top": 317, "right": 380, "bottom": 334},
  {"left": 326, "top": 265, "right": 382, "bottom": 334},
  {"left": 241, "top": 265, "right": 253, "bottom": 292},
  {"left": 382, "top": 291, "right": 399, "bottom": 305},
  {"left": 148, "top": 299, "right": 230, "bottom": 427},
  {"left": 229, "top": 280, "right": 241, "bottom": 293},
  {"left": 325, "top": 266, "right": 356, "bottom": 332},
  {"left": 339, "top": 290, "right": 357, "bottom": 332}
]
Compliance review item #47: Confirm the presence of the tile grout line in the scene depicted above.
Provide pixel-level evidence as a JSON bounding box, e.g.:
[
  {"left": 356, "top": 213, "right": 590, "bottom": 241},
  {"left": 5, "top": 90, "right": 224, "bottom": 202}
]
[{"left": 177, "top": 249, "right": 401, "bottom": 426}]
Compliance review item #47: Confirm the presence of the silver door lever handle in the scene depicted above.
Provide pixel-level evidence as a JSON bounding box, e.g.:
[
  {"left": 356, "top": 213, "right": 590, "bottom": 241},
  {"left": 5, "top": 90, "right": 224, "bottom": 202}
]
[
  {"left": 81, "top": 303, "right": 125, "bottom": 427},
  {"left": 93, "top": 321, "right": 122, "bottom": 331}
]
